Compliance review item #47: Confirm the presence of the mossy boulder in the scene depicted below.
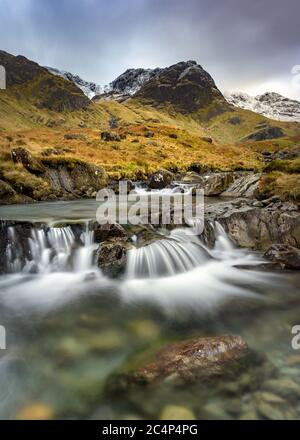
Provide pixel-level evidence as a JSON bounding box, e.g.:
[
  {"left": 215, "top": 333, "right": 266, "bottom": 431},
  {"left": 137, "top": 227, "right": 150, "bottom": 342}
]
[{"left": 11, "top": 147, "right": 45, "bottom": 174}]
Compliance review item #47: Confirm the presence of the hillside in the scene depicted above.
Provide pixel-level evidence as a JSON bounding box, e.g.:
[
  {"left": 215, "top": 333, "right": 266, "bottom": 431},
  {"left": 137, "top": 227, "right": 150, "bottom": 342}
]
[{"left": 0, "top": 52, "right": 300, "bottom": 202}]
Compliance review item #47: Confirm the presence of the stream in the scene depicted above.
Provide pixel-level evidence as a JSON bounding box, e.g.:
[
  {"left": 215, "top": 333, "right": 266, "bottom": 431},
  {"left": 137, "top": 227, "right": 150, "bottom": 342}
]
[{"left": 0, "top": 196, "right": 300, "bottom": 420}]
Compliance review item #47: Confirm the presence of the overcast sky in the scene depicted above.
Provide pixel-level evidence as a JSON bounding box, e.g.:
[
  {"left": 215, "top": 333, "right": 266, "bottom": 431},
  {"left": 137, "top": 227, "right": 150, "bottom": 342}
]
[{"left": 1, "top": 0, "right": 300, "bottom": 99}]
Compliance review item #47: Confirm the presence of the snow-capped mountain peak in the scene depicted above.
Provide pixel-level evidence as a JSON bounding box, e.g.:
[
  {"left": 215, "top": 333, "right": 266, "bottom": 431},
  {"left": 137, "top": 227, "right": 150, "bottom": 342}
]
[
  {"left": 225, "top": 91, "right": 300, "bottom": 122},
  {"left": 45, "top": 66, "right": 103, "bottom": 99}
]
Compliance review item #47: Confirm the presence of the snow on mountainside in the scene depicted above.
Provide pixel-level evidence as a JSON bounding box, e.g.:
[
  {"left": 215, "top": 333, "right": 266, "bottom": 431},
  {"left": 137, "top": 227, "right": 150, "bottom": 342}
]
[
  {"left": 45, "top": 64, "right": 300, "bottom": 122},
  {"left": 97, "top": 68, "right": 163, "bottom": 101},
  {"left": 225, "top": 91, "right": 300, "bottom": 122},
  {"left": 45, "top": 67, "right": 103, "bottom": 99}
]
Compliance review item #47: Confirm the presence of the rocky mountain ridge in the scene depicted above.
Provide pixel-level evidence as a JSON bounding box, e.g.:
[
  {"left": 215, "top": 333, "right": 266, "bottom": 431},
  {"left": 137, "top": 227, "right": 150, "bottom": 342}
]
[{"left": 225, "top": 91, "right": 300, "bottom": 122}]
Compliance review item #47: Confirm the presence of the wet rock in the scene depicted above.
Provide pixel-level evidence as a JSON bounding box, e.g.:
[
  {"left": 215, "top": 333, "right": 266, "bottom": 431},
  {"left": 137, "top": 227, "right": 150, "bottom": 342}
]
[
  {"left": 108, "top": 180, "right": 135, "bottom": 194},
  {"left": 160, "top": 405, "right": 196, "bottom": 420},
  {"left": 256, "top": 401, "right": 284, "bottom": 420},
  {"left": 203, "top": 200, "right": 300, "bottom": 250},
  {"left": 204, "top": 172, "right": 235, "bottom": 196},
  {"left": 97, "top": 239, "right": 130, "bottom": 277},
  {"left": 11, "top": 147, "right": 45, "bottom": 174},
  {"left": 201, "top": 401, "right": 231, "bottom": 420},
  {"left": 128, "top": 320, "right": 160, "bottom": 341},
  {"left": 118, "top": 335, "right": 250, "bottom": 387},
  {"left": 101, "top": 131, "right": 121, "bottom": 142},
  {"left": 263, "top": 377, "right": 300, "bottom": 400},
  {"left": 94, "top": 223, "right": 128, "bottom": 243},
  {"left": 148, "top": 169, "right": 174, "bottom": 189},
  {"left": 264, "top": 244, "right": 300, "bottom": 269},
  {"left": 16, "top": 403, "right": 54, "bottom": 420}
]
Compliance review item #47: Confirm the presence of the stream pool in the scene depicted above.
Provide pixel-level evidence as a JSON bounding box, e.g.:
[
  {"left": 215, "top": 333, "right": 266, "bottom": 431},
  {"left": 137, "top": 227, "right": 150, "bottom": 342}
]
[{"left": 0, "top": 199, "right": 299, "bottom": 420}]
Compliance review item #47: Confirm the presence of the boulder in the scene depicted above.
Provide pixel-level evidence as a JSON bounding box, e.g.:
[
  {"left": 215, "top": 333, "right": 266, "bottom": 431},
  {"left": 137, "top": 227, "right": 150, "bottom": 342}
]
[
  {"left": 244, "top": 126, "right": 284, "bottom": 142},
  {"left": 148, "top": 169, "right": 174, "bottom": 190},
  {"left": 11, "top": 147, "right": 45, "bottom": 174},
  {"left": 100, "top": 131, "right": 121, "bottom": 142},
  {"left": 264, "top": 244, "right": 300, "bottom": 269},
  {"left": 117, "top": 335, "right": 250, "bottom": 386},
  {"left": 94, "top": 223, "right": 128, "bottom": 243},
  {"left": 97, "top": 239, "right": 129, "bottom": 277},
  {"left": 204, "top": 172, "right": 235, "bottom": 196},
  {"left": 182, "top": 171, "right": 205, "bottom": 184},
  {"left": 221, "top": 173, "right": 261, "bottom": 198}
]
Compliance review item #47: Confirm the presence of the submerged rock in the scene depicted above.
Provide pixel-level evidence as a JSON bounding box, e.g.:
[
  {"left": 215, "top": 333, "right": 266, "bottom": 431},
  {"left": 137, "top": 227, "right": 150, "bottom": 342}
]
[
  {"left": 264, "top": 244, "right": 300, "bottom": 269},
  {"left": 116, "top": 335, "right": 250, "bottom": 387},
  {"left": 15, "top": 402, "right": 54, "bottom": 420},
  {"left": 159, "top": 405, "right": 196, "bottom": 420}
]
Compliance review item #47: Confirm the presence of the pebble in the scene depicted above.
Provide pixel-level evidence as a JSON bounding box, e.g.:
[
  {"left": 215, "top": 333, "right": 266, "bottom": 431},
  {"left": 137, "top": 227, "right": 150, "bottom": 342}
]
[
  {"left": 159, "top": 405, "right": 196, "bottom": 420},
  {"left": 16, "top": 402, "right": 54, "bottom": 420}
]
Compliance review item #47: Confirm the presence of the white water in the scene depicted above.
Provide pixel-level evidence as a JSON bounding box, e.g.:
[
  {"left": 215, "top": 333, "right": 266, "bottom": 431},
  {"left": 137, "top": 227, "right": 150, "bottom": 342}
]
[{"left": 0, "top": 220, "right": 276, "bottom": 315}]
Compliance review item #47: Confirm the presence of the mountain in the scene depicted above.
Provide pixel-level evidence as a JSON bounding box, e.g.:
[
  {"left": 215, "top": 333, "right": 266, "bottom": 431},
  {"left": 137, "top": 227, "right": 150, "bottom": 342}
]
[
  {"left": 46, "top": 67, "right": 103, "bottom": 99},
  {"left": 0, "top": 50, "right": 90, "bottom": 111},
  {"left": 97, "top": 67, "right": 162, "bottom": 101},
  {"left": 225, "top": 91, "right": 300, "bottom": 122},
  {"left": 133, "top": 60, "right": 228, "bottom": 113}
]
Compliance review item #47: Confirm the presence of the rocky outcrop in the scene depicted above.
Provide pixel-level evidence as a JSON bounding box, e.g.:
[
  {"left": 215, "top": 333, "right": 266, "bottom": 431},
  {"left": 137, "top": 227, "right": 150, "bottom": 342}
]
[
  {"left": 114, "top": 335, "right": 250, "bottom": 387},
  {"left": 42, "top": 158, "right": 108, "bottom": 197},
  {"left": 203, "top": 199, "right": 300, "bottom": 250},
  {"left": 221, "top": 173, "right": 261, "bottom": 198},
  {"left": 135, "top": 60, "right": 228, "bottom": 113},
  {"left": 148, "top": 169, "right": 174, "bottom": 189},
  {"left": 264, "top": 244, "right": 300, "bottom": 269},
  {"left": 244, "top": 126, "right": 284, "bottom": 142},
  {"left": 11, "top": 147, "right": 45, "bottom": 174},
  {"left": 0, "top": 148, "right": 108, "bottom": 204}
]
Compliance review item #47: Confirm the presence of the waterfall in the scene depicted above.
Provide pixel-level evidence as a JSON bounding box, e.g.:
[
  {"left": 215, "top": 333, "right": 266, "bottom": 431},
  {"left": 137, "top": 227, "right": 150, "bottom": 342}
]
[
  {"left": 4, "top": 222, "right": 98, "bottom": 275},
  {"left": 126, "top": 229, "right": 209, "bottom": 278}
]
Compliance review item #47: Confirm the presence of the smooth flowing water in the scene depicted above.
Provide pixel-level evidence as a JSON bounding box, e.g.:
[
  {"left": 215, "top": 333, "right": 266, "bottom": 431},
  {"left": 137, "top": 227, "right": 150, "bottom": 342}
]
[{"left": 0, "top": 199, "right": 299, "bottom": 420}]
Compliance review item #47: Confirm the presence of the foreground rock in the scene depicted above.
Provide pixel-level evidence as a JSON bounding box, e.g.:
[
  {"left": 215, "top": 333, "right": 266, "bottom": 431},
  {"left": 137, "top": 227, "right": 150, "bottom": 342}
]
[
  {"left": 97, "top": 238, "right": 131, "bottom": 277},
  {"left": 115, "top": 335, "right": 250, "bottom": 387},
  {"left": 264, "top": 244, "right": 300, "bottom": 269},
  {"left": 148, "top": 169, "right": 174, "bottom": 189}
]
